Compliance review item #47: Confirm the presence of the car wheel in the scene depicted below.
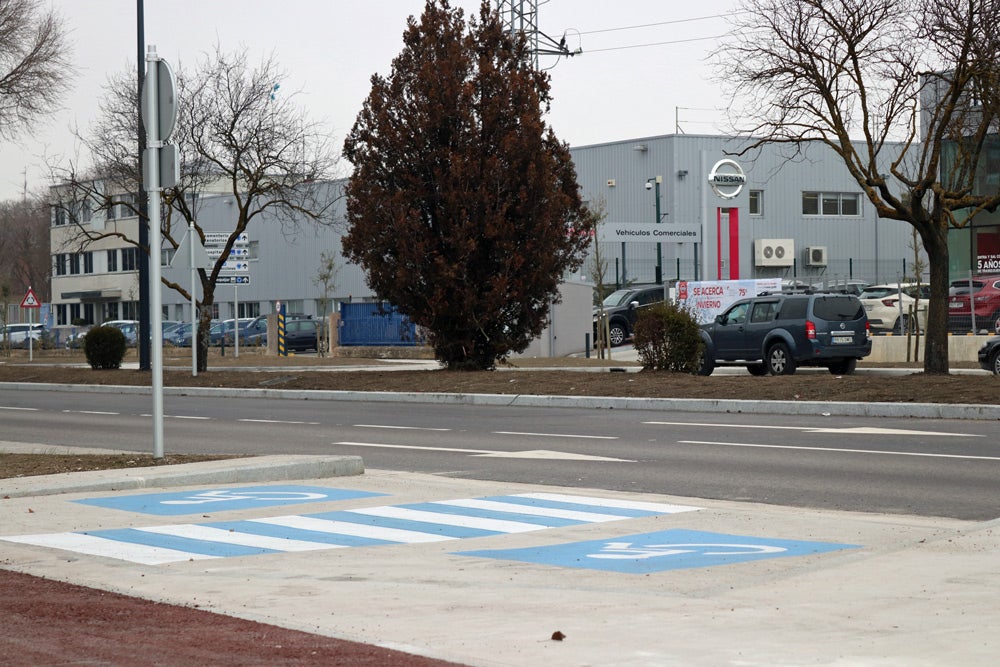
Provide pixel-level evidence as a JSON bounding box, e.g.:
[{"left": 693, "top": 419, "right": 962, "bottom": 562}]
[
  {"left": 608, "top": 322, "right": 627, "bottom": 347},
  {"left": 828, "top": 358, "right": 857, "bottom": 375},
  {"left": 695, "top": 349, "right": 715, "bottom": 376},
  {"left": 892, "top": 314, "right": 909, "bottom": 335},
  {"left": 766, "top": 342, "right": 796, "bottom": 375},
  {"left": 990, "top": 348, "right": 1000, "bottom": 376},
  {"left": 746, "top": 363, "right": 768, "bottom": 376}
]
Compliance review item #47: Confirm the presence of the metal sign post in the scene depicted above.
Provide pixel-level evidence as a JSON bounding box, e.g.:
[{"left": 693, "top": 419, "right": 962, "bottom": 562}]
[
  {"left": 20, "top": 287, "right": 40, "bottom": 362},
  {"left": 141, "top": 45, "right": 177, "bottom": 459}
]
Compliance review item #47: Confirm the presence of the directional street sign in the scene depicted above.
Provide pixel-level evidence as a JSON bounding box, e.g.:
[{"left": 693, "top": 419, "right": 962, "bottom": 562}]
[
  {"left": 216, "top": 275, "right": 251, "bottom": 285},
  {"left": 203, "top": 232, "right": 249, "bottom": 247},
  {"left": 220, "top": 260, "right": 250, "bottom": 272}
]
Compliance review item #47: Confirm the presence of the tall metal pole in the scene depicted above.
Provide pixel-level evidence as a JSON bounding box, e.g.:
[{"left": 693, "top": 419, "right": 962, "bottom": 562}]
[
  {"left": 145, "top": 46, "right": 165, "bottom": 458},
  {"left": 137, "top": 0, "right": 150, "bottom": 370}
]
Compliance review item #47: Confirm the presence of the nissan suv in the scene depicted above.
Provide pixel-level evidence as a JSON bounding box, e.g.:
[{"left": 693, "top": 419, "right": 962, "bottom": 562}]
[
  {"left": 697, "top": 292, "right": 872, "bottom": 376},
  {"left": 594, "top": 285, "right": 666, "bottom": 346}
]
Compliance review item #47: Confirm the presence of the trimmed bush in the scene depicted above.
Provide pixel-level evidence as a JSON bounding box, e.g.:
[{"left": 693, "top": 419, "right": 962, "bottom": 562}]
[
  {"left": 632, "top": 301, "right": 703, "bottom": 372},
  {"left": 83, "top": 325, "right": 127, "bottom": 370}
]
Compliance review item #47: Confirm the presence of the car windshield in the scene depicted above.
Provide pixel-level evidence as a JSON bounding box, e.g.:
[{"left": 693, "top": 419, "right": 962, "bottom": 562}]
[
  {"left": 860, "top": 287, "right": 899, "bottom": 299},
  {"left": 601, "top": 290, "right": 636, "bottom": 308}
]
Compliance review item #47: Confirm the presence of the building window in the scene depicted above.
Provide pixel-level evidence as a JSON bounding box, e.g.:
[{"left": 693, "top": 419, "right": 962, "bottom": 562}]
[
  {"left": 83, "top": 252, "right": 94, "bottom": 274},
  {"left": 107, "top": 249, "right": 118, "bottom": 272},
  {"left": 54, "top": 254, "right": 67, "bottom": 276},
  {"left": 69, "top": 254, "right": 81, "bottom": 275},
  {"left": 106, "top": 302, "right": 119, "bottom": 320},
  {"left": 748, "top": 190, "right": 763, "bottom": 216},
  {"left": 52, "top": 206, "right": 67, "bottom": 226},
  {"left": 239, "top": 302, "right": 261, "bottom": 318},
  {"left": 70, "top": 303, "right": 81, "bottom": 324},
  {"left": 56, "top": 304, "right": 67, "bottom": 326},
  {"left": 122, "top": 301, "right": 139, "bottom": 319},
  {"left": 161, "top": 247, "right": 175, "bottom": 266},
  {"left": 121, "top": 247, "right": 139, "bottom": 271},
  {"left": 802, "top": 192, "right": 861, "bottom": 217},
  {"left": 79, "top": 200, "right": 92, "bottom": 223}
]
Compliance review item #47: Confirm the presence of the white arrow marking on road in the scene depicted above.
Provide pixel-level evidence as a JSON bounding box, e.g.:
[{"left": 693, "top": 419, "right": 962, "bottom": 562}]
[
  {"left": 332, "top": 441, "right": 634, "bottom": 462},
  {"left": 645, "top": 421, "right": 979, "bottom": 437},
  {"left": 680, "top": 440, "right": 1000, "bottom": 461}
]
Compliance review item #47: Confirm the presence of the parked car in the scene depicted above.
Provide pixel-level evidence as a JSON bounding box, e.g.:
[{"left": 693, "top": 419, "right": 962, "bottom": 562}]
[
  {"left": 101, "top": 320, "right": 140, "bottom": 346},
  {"left": 210, "top": 318, "right": 254, "bottom": 346},
  {"left": 1, "top": 322, "right": 44, "bottom": 347},
  {"left": 593, "top": 285, "right": 667, "bottom": 346},
  {"left": 978, "top": 336, "right": 1000, "bottom": 375},
  {"left": 948, "top": 275, "right": 1000, "bottom": 333},
  {"left": 284, "top": 318, "right": 319, "bottom": 352},
  {"left": 811, "top": 280, "right": 870, "bottom": 296},
  {"left": 859, "top": 283, "right": 929, "bottom": 334},
  {"left": 164, "top": 320, "right": 220, "bottom": 347},
  {"left": 239, "top": 315, "right": 314, "bottom": 348},
  {"left": 697, "top": 291, "right": 872, "bottom": 376}
]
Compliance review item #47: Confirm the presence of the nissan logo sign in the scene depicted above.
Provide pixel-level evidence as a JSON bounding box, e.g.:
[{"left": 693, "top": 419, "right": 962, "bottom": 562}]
[{"left": 708, "top": 159, "right": 747, "bottom": 199}]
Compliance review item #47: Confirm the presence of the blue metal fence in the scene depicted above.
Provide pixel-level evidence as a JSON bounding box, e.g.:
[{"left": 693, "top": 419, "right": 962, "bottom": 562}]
[{"left": 338, "top": 302, "right": 422, "bottom": 346}]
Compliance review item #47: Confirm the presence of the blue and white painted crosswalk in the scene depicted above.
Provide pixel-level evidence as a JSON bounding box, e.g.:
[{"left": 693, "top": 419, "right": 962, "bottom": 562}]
[{"left": 1, "top": 493, "right": 701, "bottom": 565}]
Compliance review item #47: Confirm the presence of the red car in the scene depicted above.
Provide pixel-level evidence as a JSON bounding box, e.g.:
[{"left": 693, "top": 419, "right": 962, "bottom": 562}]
[{"left": 948, "top": 275, "right": 1000, "bottom": 333}]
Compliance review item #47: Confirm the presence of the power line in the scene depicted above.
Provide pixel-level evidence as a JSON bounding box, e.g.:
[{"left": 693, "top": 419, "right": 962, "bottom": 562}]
[
  {"left": 584, "top": 34, "right": 725, "bottom": 54},
  {"left": 576, "top": 13, "right": 733, "bottom": 36}
]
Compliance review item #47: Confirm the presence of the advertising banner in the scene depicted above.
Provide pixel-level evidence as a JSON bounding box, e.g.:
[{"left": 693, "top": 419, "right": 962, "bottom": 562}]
[{"left": 677, "top": 279, "right": 781, "bottom": 324}]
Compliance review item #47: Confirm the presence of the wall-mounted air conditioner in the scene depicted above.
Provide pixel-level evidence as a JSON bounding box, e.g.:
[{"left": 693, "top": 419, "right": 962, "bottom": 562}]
[
  {"left": 754, "top": 238, "right": 795, "bottom": 267},
  {"left": 805, "top": 246, "right": 828, "bottom": 267}
]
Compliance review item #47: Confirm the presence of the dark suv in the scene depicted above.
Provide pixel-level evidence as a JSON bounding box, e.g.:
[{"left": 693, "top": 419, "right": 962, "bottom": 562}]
[
  {"left": 594, "top": 285, "right": 666, "bottom": 346},
  {"left": 697, "top": 292, "right": 872, "bottom": 376}
]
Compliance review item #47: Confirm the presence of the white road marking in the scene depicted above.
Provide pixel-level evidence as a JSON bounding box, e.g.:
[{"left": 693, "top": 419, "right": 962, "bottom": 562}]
[
  {"left": 680, "top": 440, "right": 1000, "bottom": 461},
  {"left": 169, "top": 415, "right": 211, "bottom": 420},
  {"left": 238, "top": 419, "right": 320, "bottom": 425},
  {"left": 349, "top": 506, "right": 546, "bottom": 533},
  {"left": 61, "top": 410, "right": 119, "bottom": 415},
  {"left": 518, "top": 492, "right": 701, "bottom": 514},
  {"left": 495, "top": 430, "right": 618, "bottom": 440},
  {"left": 332, "top": 441, "right": 633, "bottom": 462},
  {"left": 355, "top": 424, "right": 451, "bottom": 431},
  {"left": 0, "top": 406, "right": 38, "bottom": 411},
  {"left": 137, "top": 524, "right": 335, "bottom": 551},
  {"left": 646, "top": 421, "right": 979, "bottom": 437},
  {"left": 434, "top": 498, "right": 633, "bottom": 522},
  {"left": 252, "top": 515, "right": 453, "bottom": 543},
  {"left": 1, "top": 532, "right": 216, "bottom": 566}
]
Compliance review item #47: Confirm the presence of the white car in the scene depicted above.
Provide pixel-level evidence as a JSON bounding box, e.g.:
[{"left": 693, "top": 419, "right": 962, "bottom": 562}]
[
  {"left": 1, "top": 322, "right": 44, "bottom": 346},
  {"left": 859, "top": 283, "right": 929, "bottom": 333}
]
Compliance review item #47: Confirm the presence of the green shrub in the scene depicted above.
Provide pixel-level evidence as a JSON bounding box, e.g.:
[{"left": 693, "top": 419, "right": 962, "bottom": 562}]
[
  {"left": 83, "top": 326, "right": 127, "bottom": 369},
  {"left": 632, "top": 301, "right": 703, "bottom": 372}
]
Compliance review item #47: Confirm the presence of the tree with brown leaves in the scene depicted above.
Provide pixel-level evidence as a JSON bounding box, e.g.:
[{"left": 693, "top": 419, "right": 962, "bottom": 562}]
[{"left": 343, "top": 0, "right": 593, "bottom": 370}]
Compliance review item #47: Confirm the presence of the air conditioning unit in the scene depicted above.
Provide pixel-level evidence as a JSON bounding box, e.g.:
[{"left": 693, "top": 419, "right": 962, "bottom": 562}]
[
  {"left": 754, "top": 238, "right": 795, "bottom": 267},
  {"left": 805, "top": 246, "right": 828, "bottom": 267}
]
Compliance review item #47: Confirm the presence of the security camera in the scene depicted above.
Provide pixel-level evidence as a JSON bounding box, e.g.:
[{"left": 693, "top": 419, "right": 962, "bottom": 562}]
[{"left": 645, "top": 181, "right": 653, "bottom": 190}]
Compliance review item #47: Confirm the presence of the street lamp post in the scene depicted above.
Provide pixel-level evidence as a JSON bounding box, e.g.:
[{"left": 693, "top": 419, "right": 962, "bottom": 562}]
[{"left": 646, "top": 176, "right": 663, "bottom": 284}]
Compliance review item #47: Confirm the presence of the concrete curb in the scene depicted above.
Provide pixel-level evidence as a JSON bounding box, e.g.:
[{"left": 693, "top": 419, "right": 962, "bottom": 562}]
[
  {"left": 0, "top": 454, "right": 364, "bottom": 499},
  {"left": 4, "top": 381, "right": 1000, "bottom": 421}
]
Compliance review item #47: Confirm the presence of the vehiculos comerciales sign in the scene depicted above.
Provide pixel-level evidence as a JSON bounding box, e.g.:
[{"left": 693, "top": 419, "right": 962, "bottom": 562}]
[{"left": 597, "top": 221, "right": 702, "bottom": 243}]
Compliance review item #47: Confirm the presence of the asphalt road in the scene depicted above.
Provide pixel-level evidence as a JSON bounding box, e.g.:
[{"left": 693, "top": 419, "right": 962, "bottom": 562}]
[{"left": 2, "top": 387, "right": 998, "bottom": 521}]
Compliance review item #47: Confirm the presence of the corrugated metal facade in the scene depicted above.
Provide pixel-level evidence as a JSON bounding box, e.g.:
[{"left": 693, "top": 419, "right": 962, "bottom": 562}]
[{"left": 571, "top": 134, "right": 922, "bottom": 288}]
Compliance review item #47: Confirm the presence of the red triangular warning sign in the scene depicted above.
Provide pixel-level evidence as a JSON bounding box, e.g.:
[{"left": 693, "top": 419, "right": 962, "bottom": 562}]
[{"left": 21, "top": 287, "right": 40, "bottom": 308}]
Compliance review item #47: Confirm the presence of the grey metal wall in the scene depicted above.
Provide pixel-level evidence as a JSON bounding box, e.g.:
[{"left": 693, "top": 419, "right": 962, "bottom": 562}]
[{"left": 571, "top": 134, "right": 922, "bottom": 288}]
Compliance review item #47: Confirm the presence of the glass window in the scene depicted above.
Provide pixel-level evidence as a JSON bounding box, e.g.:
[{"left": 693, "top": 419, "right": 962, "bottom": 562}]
[
  {"left": 802, "top": 193, "right": 819, "bottom": 215},
  {"left": 822, "top": 194, "right": 840, "bottom": 215},
  {"left": 107, "top": 249, "right": 118, "bottom": 272},
  {"left": 121, "top": 247, "right": 139, "bottom": 271},
  {"left": 749, "top": 190, "right": 763, "bottom": 216},
  {"left": 69, "top": 254, "right": 81, "bottom": 275},
  {"left": 54, "top": 254, "right": 67, "bottom": 276},
  {"left": 840, "top": 194, "right": 860, "bottom": 216}
]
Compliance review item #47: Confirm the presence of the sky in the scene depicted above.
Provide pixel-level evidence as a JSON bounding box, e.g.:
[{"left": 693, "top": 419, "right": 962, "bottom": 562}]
[{"left": 0, "top": 0, "right": 739, "bottom": 202}]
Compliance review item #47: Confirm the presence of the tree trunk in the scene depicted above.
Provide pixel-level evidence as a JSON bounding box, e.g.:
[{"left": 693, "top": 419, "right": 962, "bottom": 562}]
[{"left": 922, "top": 222, "right": 951, "bottom": 375}]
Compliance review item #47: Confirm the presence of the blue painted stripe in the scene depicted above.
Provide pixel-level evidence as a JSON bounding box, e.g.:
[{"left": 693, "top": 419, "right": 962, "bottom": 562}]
[
  {"left": 480, "top": 495, "right": 661, "bottom": 518},
  {"left": 398, "top": 502, "right": 582, "bottom": 528},
  {"left": 305, "top": 510, "right": 501, "bottom": 539},
  {"left": 86, "top": 528, "right": 277, "bottom": 558},
  {"left": 204, "top": 520, "right": 393, "bottom": 548}
]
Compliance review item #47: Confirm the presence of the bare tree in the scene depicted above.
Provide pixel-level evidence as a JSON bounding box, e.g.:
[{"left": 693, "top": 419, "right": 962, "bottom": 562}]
[
  {"left": 718, "top": 0, "right": 1000, "bottom": 374},
  {"left": 48, "top": 46, "right": 340, "bottom": 371},
  {"left": 312, "top": 250, "right": 340, "bottom": 357},
  {"left": 0, "top": 197, "right": 50, "bottom": 300},
  {"left": 0, "top": 0, "right": 71, "bottom": 140}
]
